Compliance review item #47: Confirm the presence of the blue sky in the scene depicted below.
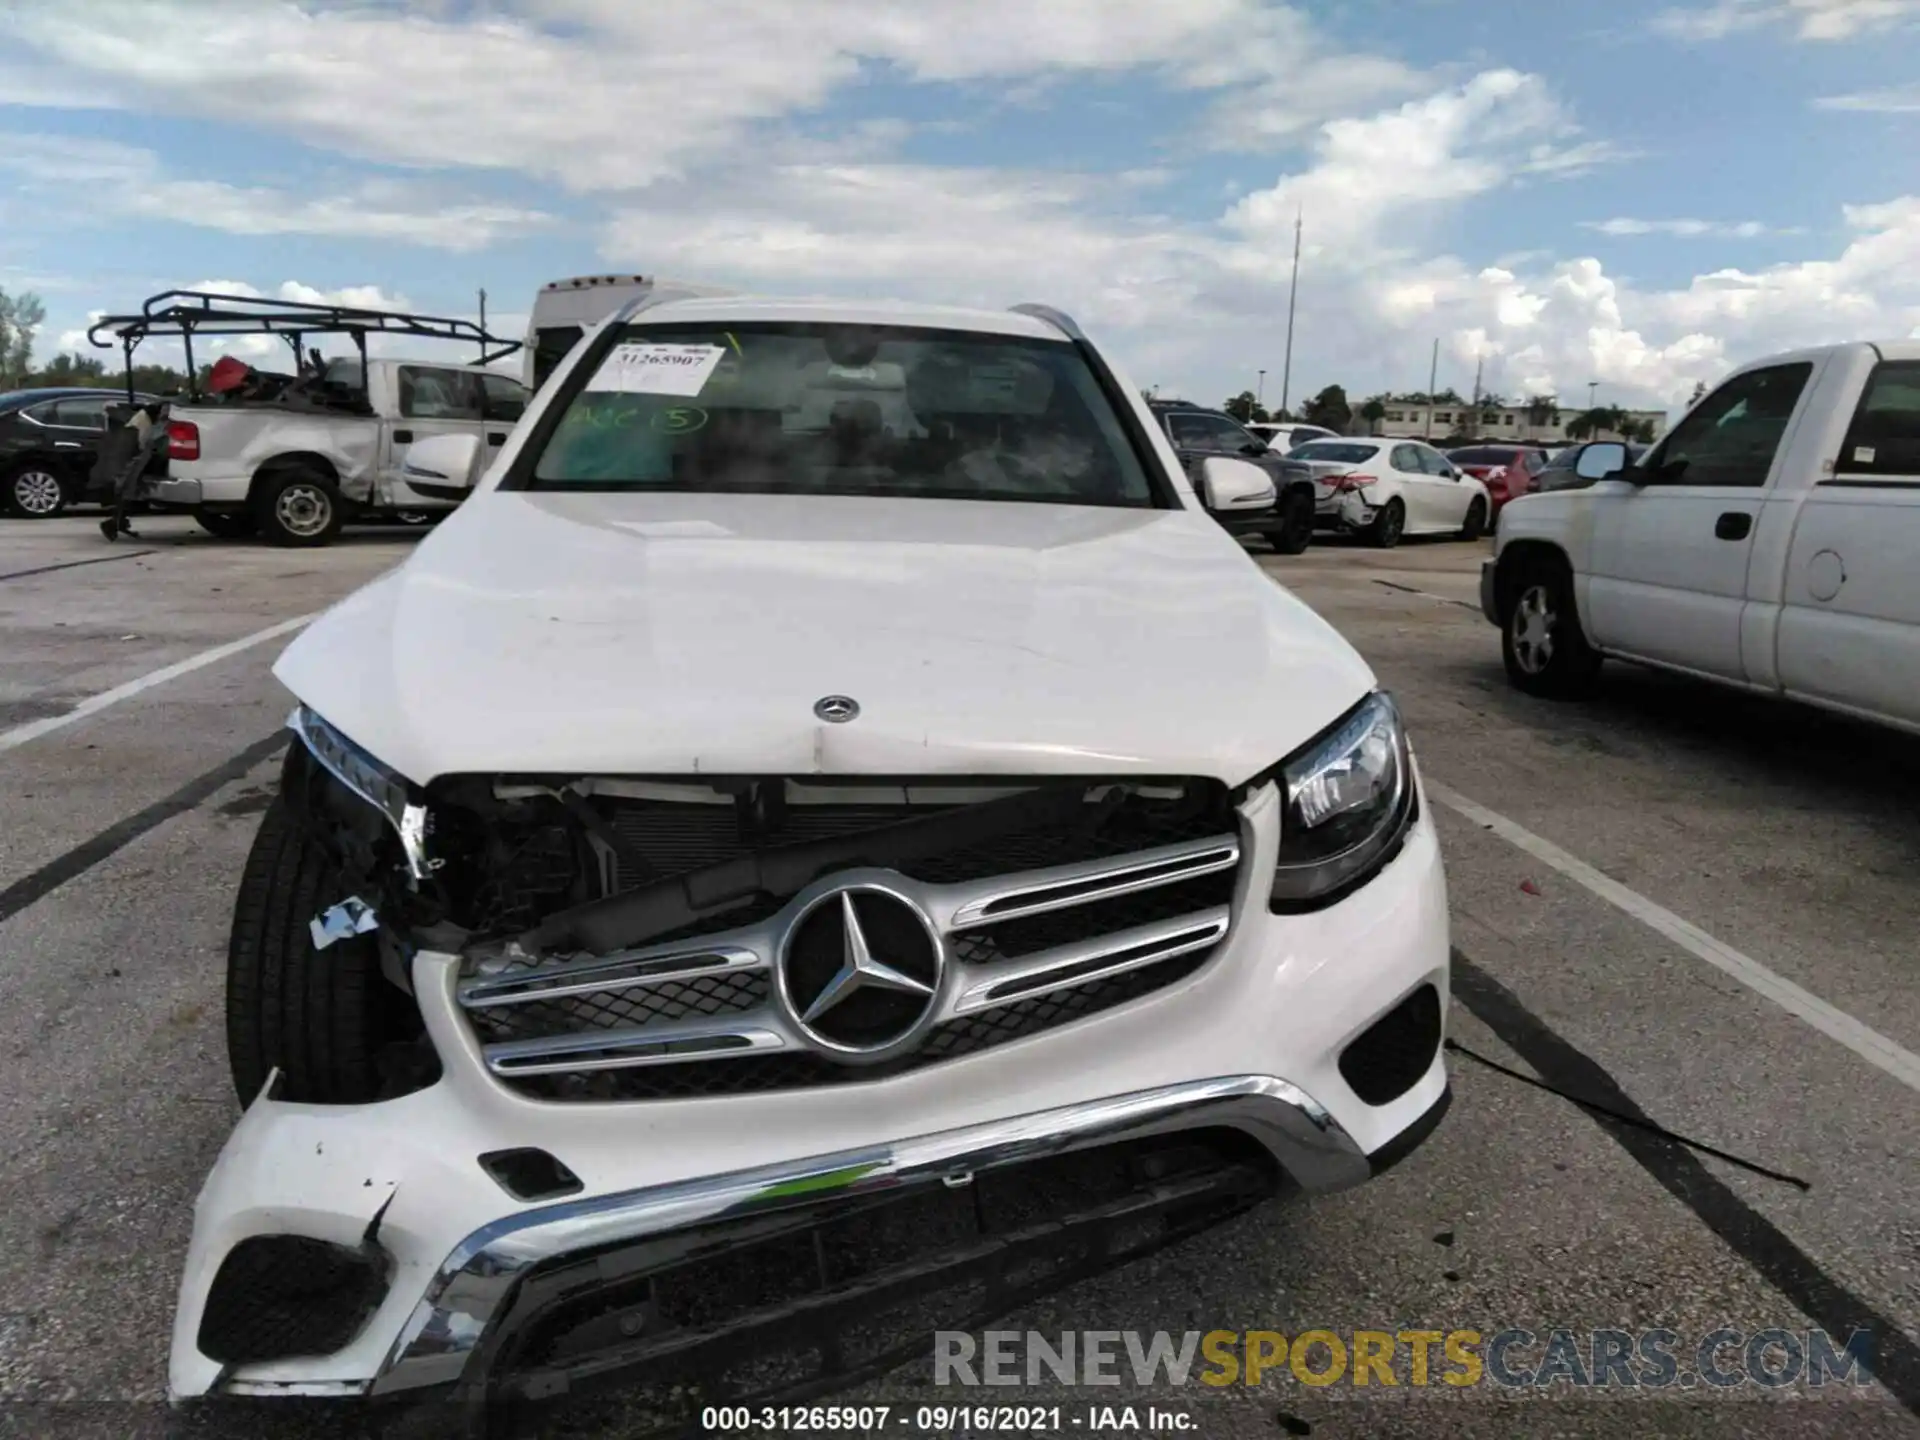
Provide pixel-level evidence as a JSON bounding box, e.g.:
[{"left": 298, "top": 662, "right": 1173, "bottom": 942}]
[{"left": 2, "top": 0, "right": 1917, "bottom": 413}]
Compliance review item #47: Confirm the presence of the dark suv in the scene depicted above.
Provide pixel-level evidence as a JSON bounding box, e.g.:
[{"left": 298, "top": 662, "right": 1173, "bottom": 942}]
[
  {"left": 0, "top": 387, "right": 161, "bottom": 518},
  {"left": 1145, "top": 400, "right": 1319, "bottom": 554}
]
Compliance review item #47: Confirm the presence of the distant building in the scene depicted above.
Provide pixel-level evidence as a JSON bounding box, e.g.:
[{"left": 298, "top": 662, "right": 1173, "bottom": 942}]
[{"left": 1368, "top": 399, "right": 1667, "bottom": 445}]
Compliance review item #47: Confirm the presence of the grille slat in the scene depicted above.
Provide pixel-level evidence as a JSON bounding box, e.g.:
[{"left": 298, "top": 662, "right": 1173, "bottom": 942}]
[{"left": 459, "top": 780, "right": 1243, "bottom": 1100}]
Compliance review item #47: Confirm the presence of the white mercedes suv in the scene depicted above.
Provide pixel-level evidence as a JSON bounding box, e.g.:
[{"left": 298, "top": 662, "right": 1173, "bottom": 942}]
[{"left": 171, "top": 295, "right": 1452, "bottom": 1421}]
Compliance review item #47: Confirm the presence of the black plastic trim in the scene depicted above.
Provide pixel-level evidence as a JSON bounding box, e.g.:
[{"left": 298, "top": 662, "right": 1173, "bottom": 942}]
[{"left": 1366, "top": 1081, "right": 1452, "bottom": 1177}]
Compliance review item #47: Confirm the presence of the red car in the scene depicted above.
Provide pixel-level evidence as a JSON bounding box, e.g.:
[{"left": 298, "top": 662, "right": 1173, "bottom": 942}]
[{"left": 1446, "top": 444, "right": 1549, "bottom": 516}]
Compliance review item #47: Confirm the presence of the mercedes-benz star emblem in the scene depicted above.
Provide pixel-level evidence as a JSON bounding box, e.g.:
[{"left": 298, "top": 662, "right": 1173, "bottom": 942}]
[
  {"left": 814, "top": 694, "right": 860, "bottom": 723},
  {"left": 778, "top": 886, "right": 943, "bottom": 1056}
]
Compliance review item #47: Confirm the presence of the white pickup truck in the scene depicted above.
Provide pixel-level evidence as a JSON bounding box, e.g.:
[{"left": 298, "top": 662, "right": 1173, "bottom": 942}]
[
  {"left": 1482, "top": 340, "right": 1920, "bottom": 735},
  {"left": 151, "top": 357, "right": 531, "bottom": 546}
]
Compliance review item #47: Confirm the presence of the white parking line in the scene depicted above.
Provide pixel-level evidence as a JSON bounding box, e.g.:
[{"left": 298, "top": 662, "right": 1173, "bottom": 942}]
[
  {"left": 0, "top": 613, "right": 317, "bottom": 757},
  {"left": 1426, "top": 778, "right": 1920, "bottom": 1096}
]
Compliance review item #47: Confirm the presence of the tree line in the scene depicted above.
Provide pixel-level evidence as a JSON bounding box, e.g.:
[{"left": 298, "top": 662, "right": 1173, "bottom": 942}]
[
  {"left": 1209, "top": 383, "right": 1661, "bottom": 445},
  {"left": 0, "top": 286, "right": 204, "bottom": 395}
]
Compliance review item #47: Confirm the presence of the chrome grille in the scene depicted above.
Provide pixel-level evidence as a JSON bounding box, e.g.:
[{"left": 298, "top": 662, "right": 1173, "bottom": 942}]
[{"left": 456, "top": 785, "right": 1242, "bottom": 1100}]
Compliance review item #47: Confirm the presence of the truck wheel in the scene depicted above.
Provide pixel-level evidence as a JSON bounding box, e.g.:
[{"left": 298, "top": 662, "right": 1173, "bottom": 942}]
[
  {"left": 227, "top": 795, "right": 403, "bottom": 1105},
  {"left": 5, "top": 465, "right": 68, "bottom": 519},
  {"left": 1368, "top": 498, "right": 1405, "bottom": 549},
  {"left": 1459, "top": 497, "right": 1488, "bottom": 541},
  {"left": 254, "top": 466, "right": 343, "bottom": 548},
  {"left": 1500, "top": 561, "right": 1602, "bottom": 699},
  {"left": 195, "top": 508, "right": 258, "bottom": 540},
  {"left": 1267, "top": 490, "right": 1315, "bottom": 555}
]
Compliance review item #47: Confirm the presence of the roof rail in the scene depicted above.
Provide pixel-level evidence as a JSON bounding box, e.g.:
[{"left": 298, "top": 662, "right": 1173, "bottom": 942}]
[
  {"left": 608, "top": 283, "right": 743, "bottom": 326},
  {"left": 83, "top": 289, "right": 525, "bottom": 400},
  {"left": 1009, "top": 303, "right": 1085, "bottom": 341}
]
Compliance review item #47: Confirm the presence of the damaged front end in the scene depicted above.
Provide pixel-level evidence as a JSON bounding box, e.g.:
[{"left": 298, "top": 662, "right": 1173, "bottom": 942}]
[{"left": 184, "top": 708, "right": 1399, "bottom": 1417}]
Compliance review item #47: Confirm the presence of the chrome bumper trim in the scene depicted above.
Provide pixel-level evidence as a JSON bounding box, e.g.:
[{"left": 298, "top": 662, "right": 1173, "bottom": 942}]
[{"left": 369, "top": 1072, "right": 1368, "bottom": 1395}]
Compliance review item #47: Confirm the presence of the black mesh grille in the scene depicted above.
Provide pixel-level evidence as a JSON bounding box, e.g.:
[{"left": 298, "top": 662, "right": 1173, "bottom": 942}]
[
  {"left": 490, "top": 1129, "right": 1279, "bottom": 1424},
  {"left": 196, "top": 1235, "right": 389, "bottom": 1366},
  {"left": 467, "top": 970, "right": 770, "bottom": 1047},
  {"left": 1339, "top": 983, "right": 1443, "bottom": 1105},
  {"left": 472, "top": 778, "right": 1239, "bottom": 1103},
  {"left": 505, "top": 952, "right": 1210, "bottom": 1102}
]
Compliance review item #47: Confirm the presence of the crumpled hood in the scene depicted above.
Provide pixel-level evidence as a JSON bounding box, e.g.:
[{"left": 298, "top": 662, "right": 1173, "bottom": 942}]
[{"left": 274, "top": 491, "right": 1375, "bottom": 786}]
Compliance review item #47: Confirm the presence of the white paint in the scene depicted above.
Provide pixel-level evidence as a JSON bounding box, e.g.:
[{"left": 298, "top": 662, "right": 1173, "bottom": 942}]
[
  {"left": 1426, "top": 778, "right": 1920, "bottom": 1095},
  {"left": 272, "top": 490, "right": 1376, "bottom": 786},
  {"left": 0, "top": 613, "right": 317, "bottom": 756}
]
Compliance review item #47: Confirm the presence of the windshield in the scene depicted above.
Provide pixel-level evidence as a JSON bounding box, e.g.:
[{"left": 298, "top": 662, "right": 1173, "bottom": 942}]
[
  {"left": 1290, "top": 441, "right": 1378, "bottom": 464},
  {"left": 525, "top": 321, "right": 1157, "bottom": 506}
]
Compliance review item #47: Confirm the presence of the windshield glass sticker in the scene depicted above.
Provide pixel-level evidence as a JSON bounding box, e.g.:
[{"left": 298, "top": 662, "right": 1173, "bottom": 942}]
[{"left": 587, "top": 343, "right": 726, "bottom": 397}]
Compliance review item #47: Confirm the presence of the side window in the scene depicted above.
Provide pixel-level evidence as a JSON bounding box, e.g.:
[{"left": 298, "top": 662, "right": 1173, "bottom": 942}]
[
  {"left": 398, "top": 367, "right": 482, "bottom": 421},
  {"left": 50, "top": 396, "right": 110, "bottom": 429},
  {"left": 20, "top": 401, "right": 59, "bottom": 425},
  {"left": 481, "top": 372, "right": 530, "bottom": 422},
  {"left": 1410, "top": 446, "right": 1446, "bottom": 475},
  {"left": 1651, "top": 362, "right": 1814, "bottom": 488},
  {"left": 1390, "top": 444, "right": 1421, "bottom": 472},
  {"left": 1836, "top": 361, "right": 1920, "bottom": 477},
  {"left": 1212, "top": 416, "right": 1259, "bottom": 451},
  {"left": 1167, "top": 414, "right": 1219, "bottom": 449}
]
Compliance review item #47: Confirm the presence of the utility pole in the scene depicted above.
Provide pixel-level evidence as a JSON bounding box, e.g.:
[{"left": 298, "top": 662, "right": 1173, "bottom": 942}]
[
  {"left": 1424, "top": 338, "right": 1439, "bottom": 441},
  {"left": 1256, "top": 369, "right": 1266, "bottom": 416},
  {"left": 478, "top": 288, "right": 489, "bottom": 359},
  {"left": 1587, "top": 379, "right": 1598, "bottom": 410},
  {"left": 1278, "top": 209, "right": 1302, "bottom": 419},
  {"left": 1468, "top": 355, "right": 1483, "bottom": 441}
]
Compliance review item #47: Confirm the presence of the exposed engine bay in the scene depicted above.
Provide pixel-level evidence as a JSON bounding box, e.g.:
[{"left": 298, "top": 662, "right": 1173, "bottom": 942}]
[{"left": 278, "top": 720, "right": 1242, "bottom": 1099}]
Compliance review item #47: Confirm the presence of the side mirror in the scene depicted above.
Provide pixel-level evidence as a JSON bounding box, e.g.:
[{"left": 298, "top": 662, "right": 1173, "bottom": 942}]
[
  {"left": 402, "top": 432, "right": 485, "bottom": 500},
  {"left": 1575, "top": 441, "right": 1629, "bottom": 482},
  {"left": 1197, "top": 455, "right": 1276, "bottom": 511}
]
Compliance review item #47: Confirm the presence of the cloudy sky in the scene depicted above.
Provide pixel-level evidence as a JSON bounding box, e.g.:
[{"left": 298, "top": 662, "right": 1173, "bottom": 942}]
[{"left": 1, "top": 0, "right": 1917, "bottom": 413}]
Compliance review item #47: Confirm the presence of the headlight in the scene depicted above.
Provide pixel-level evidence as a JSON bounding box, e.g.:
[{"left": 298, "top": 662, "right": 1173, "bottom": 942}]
[
  {"left": 288, "top": 706, "right": 433, "bottom": 880},
  {"left": 1269, "top": 691, "right": 1414, "bottom": 909}
]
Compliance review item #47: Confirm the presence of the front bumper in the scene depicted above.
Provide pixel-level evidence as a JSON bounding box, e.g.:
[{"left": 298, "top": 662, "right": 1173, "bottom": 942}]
[
  {"left": 170, "top": 784, "right": 1451, "bottom": 1404},
  {"left": 1211, "top": 503, "right": 1282, "bottom": 538}
]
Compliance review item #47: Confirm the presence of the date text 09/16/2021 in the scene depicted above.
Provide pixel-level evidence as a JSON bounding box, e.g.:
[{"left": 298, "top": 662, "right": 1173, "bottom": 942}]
[{"left": 700, "top": 1404, "right": 1196, "bottom": 1432}]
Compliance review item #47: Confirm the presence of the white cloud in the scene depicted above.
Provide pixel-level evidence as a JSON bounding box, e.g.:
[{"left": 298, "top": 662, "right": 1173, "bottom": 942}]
[
  {"left": 1583, "top": 217, "right": 1799, "bottom": 238},
  {"left": 1221, "top": 70, "right": 1607, "bottom": 261},
  {"left": 1814, "top": 83, "right": 1920, "bottom": 111},
  {"left": 1655, "top": 0, "right": 1920, "bottom": 40},
  {"left": 0, "top": 0, "right": 1428, "bottom": 191},
  {"left": 590, "top": 67, "right": 1919, "bottom": 412},
  {"left": 0, "top": 132, "right": 552, "bottom": 251}
]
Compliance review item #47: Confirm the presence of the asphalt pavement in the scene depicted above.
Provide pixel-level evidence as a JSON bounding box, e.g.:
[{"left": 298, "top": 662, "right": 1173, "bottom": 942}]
[{"left": 0, "top": 514, "right": 1914, "bottom": 1440}]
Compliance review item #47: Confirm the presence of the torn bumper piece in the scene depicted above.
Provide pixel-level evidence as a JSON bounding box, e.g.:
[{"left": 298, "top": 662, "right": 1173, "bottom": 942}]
[{"left": 169, "top": 1070, "right": 1374, "bottom": 1405}]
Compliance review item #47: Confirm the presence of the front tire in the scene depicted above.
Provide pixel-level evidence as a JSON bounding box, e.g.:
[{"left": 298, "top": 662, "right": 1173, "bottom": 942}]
[
  {"left": 227, "top": 796, "right": 400, "bottom": 1104},
  {"left": 1459, "top": 496, "right": 1488, "bottom": 541},
  {"left": 253, "top": 465, "right": 343, "bottom": 548},
  {"left": 1267, "top": 489, "right": 1315, "bottom": 555},
  {"left": 5, "top": 465, "right": 68, "bottom": 519},
  {"left": 1500, "top": 560, "right": 1603, "bottom": 698},
  {"left": 1368, "top": 497, "right": 1406, "bottom": 549}
]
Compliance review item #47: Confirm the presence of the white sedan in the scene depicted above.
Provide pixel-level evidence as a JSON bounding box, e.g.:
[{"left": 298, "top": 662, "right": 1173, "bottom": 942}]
[{"left": 1290, "top": 437, "right": 1492, "bottom": 547}]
